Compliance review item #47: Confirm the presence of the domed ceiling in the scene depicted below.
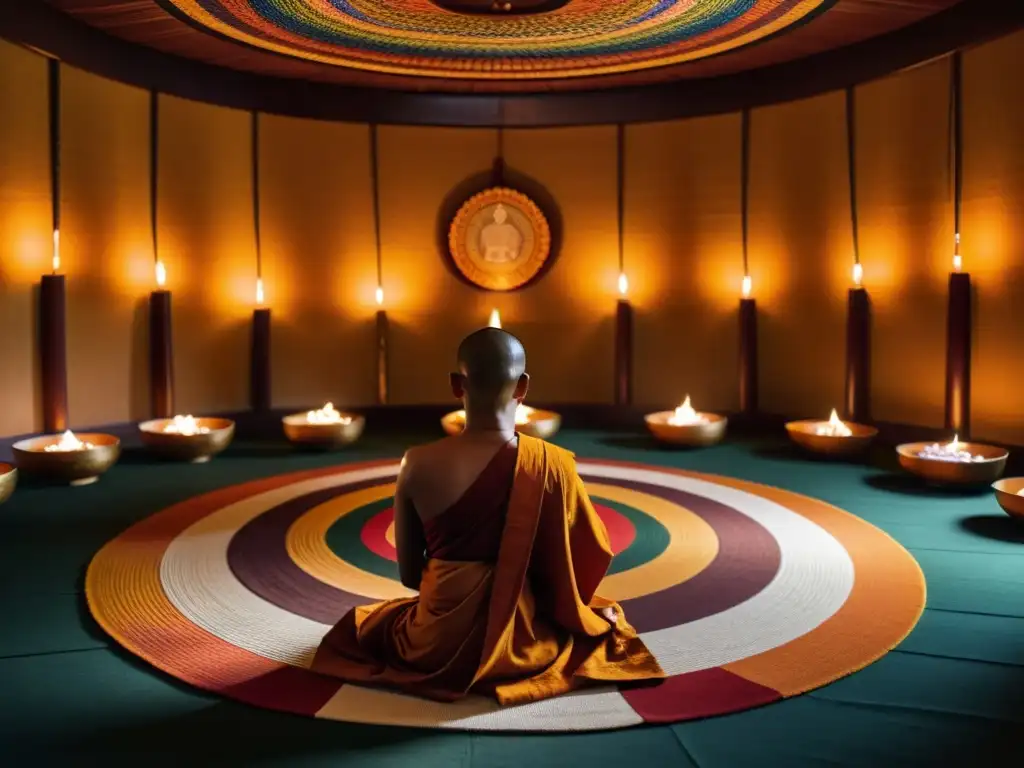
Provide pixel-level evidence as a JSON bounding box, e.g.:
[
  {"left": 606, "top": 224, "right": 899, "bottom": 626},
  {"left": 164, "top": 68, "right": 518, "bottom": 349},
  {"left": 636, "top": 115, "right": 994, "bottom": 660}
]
[{"left": 46, "top": 0, "right": 962, "bottom": 92}]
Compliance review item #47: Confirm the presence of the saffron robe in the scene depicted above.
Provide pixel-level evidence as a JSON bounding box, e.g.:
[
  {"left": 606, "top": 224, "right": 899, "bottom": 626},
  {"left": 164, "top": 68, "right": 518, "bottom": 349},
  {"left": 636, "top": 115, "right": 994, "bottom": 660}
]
[{"left": 309, "top": 434, "right": 665, "bottom": 705}]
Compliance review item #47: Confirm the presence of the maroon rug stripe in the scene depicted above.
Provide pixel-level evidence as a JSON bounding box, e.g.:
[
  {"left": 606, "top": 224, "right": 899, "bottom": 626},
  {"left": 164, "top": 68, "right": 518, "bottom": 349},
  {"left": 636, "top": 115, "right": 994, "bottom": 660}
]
[
  {"left": 226, "top": 471, "right": 780, "bottom": 633},
  {"left": 582, "top": 476, "right": 781, "bottom": 633},
  {"left": 621, "top": 667, "right": 782, "bottom": 723},
  {"left": 222, "top": 665, "right": 341, "bottom": 716}
]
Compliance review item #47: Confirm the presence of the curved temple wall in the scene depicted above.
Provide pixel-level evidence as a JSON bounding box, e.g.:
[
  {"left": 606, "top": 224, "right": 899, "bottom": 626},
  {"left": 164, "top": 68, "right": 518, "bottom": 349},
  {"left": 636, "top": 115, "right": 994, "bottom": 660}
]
[{"left": 0, "top": 31, "right": 1022, "bottom": 443}]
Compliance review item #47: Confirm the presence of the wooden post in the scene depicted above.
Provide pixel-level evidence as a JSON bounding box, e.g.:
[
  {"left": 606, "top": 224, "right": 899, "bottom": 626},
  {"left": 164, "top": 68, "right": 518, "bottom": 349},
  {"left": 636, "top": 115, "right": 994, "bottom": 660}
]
[{"left": 844, "top": 287, "right": 870, "bottom": 423}]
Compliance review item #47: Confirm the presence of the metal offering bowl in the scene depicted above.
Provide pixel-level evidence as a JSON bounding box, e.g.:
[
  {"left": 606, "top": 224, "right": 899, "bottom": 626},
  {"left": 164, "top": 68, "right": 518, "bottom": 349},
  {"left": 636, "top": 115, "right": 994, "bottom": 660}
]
[
  {"left": 897, "top": 441, "right": 1008, "bottom": 486},
  {"left": 991, "top": 477, "right": 1024, "bottom": 520},
  {"left": 0, "top": 463, "right": 17, "bottom": 505},
  {"left": 645, "top": 411, "right": 728, "bottom": 447},
  {"left": 282, "top": 412, "right": 365, "bottom": 448},
  {"left": 441, "top": 409, "right": 562, "bottom": 440},
  {"left": 12, "top": 433, "right": 121, "bottom": 486},
  {"left": 138, "top": 418, "right": 235, "bottom": 463},
  {"left": 786, "top": 420, "right": 878, "bottom": 457}
]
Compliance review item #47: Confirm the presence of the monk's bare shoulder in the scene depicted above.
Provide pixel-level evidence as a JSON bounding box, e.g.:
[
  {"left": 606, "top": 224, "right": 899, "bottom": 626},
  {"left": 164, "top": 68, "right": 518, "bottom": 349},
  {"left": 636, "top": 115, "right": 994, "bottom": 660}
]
[{"left": 400, "top": 437, "right": 458, "bottom": 483}]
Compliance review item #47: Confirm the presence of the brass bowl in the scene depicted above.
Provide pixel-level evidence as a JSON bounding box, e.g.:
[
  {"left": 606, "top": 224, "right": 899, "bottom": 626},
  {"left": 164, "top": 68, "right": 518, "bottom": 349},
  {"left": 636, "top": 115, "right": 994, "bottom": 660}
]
[
  {"left": 645, "top": 411, "right": 728, "bottom": 447},
  {"left": 12, "top": 433, "right": 121, "bottom": 486},
  {"left": 441, "top": 409, "right": 562, "bottom": 440},
  {"left": 896, "top": 441, "right": 1008, "bottom": 486},
  {"left": 0, "top": 463, "right": 17, "bottom": 505},
  {"left": 786, "top": 420, "right": 878, "bottom": 457},
  {"left": 991, "top": 477, "right": 1024, "bottom": 521},
  {"left": 138, "top": 418, "right": 235, "bottom": 463},
  {"left": 282, "top": 412, "right": 365, "bottom": 448}
]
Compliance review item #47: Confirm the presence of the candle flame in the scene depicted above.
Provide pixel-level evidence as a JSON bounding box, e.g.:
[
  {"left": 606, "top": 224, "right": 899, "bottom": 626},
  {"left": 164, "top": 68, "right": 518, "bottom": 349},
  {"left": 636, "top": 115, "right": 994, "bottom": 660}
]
[
  {"left": 488, "top": 308, "right": 501, "bottom": 329},
  {"left": 255, "top": 278, "right": 264, "bottom": 306},
  {"left": 741, "top": 274, "right": 752, "bottom": 299},
  {"left": 305, "top": 402, "right": 352, "bottom": 425},
  {"left": 52, "top": 229, "right": 60, "bottom": 273},
  {"left": 43, "top": 430, "right": 94, "bottom": 452},
  {"left": 155, "top": 260, "right": 167, "bottom": 287},
  {"left": 952, "top": 233, "right": 962, "bottom": 273},
  {"left": 852, "top": 262, "right": 863, "bottom": 287},
  {"left": 815, "top": 408, "right": 852, "bottom": 437},
  {"left": 617, "top": 272, "right": 629, "bottom": 296},
  {"left": 949, "top": 433, "right": 960, "bottom": 451},
  {"left": 375, "top": 286, "right": 384, "bottom": 306},
  {"left": 163, "top": 415, "right": 209, "bottom": 436},
  {"left": 667, "top": 396, "right": 707, "bottom": 426}
]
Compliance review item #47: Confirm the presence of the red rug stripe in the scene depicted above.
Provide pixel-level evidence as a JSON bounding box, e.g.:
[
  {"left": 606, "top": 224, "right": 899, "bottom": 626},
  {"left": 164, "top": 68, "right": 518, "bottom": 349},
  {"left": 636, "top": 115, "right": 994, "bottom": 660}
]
[
  {"left": 622, "top": 668, "right": 781, "bottom": 723},
  {"left": 593, "top": 503, "right": 634, "bottom": 556},
  {"left": 223, "top": 666, "right": 341, "bottom": 716}
]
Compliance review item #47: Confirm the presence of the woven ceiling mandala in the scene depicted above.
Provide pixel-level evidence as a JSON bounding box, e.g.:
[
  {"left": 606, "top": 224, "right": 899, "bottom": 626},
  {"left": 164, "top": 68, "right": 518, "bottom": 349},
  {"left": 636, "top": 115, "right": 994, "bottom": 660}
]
[
  {"left": 159, "top": 0, "right": 835, "bottom": 79},
  {"left": 86, "top": 459, "right": 925, "bottom": 731}
]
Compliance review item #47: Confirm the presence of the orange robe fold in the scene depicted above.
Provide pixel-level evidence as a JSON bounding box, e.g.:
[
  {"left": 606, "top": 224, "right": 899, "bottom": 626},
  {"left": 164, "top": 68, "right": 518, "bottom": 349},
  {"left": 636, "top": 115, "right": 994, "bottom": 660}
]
[{"left": 309, "top": 434, "right": 665, "bottom": 705}]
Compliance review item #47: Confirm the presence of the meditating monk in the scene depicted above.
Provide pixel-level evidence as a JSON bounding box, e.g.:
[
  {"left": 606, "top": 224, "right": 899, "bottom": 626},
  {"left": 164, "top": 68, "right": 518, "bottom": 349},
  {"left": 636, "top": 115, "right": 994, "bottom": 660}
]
[{"left": 310, "top": 327, "right": 664, "bottom": 705}]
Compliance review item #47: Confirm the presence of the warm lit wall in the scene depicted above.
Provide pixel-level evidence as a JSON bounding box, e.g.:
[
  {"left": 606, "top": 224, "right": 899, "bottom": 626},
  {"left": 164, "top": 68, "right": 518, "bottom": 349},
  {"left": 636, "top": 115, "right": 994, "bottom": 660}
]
[{"left": 1, "top": 31, "right": 1023, "bottom": 440}]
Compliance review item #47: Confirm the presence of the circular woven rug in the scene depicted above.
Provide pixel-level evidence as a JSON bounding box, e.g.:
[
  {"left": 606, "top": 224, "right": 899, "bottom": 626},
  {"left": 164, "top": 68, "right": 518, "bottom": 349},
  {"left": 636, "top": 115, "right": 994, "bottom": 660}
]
[{"left": 86, "top": 459, "right": 925, "bottom": 732}]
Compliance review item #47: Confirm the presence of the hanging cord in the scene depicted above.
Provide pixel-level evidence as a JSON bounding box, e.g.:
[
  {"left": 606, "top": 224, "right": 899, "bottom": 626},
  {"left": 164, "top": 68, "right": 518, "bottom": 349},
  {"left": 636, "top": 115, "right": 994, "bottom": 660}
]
[
  {"left": 492, "top": 126, "right": 505, "bottom": 186},
  {"left": 740, "top": 108, "right": 750, "bottom": 277},
  {"left": 370, "top": 124, "right": 383, "bottom": 291},
  {"left": 251, "top": 112, "right": 262, "bottom": 279},
  {"left": 616, "top": 123, "right": 625, "bottom": 276},
  {"left": 149, "top": 91, "right": 159, "bottom": 263},
  {"left": 48, "top": 59, "right": 61, "bottom": 237},
  {"left": 845, "top": 86, "right": 860, "bottom": 266},
  {"left": 949, "top": 51, "right": 963, "bottom": 239}
]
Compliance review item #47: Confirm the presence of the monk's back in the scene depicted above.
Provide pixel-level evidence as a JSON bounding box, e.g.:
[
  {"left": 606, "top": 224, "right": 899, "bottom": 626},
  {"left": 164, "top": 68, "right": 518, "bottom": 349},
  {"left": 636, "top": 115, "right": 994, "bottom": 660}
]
[{"left": 408, "top": 435, "right": 519, "bottom": 562}]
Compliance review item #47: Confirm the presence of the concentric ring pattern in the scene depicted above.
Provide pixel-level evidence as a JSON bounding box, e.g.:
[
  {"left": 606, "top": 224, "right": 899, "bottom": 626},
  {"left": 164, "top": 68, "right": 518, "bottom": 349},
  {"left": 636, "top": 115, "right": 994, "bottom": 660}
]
[
  {"left": 162, "top": 0, "right": 833, "bottom": 79},
  {"left": 86, "top": 459, "right": 925, "bottom": 731}
]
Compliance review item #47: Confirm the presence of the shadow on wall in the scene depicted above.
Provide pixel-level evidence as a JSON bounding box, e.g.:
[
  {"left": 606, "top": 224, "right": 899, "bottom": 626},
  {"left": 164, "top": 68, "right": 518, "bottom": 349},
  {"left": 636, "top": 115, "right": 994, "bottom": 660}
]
[{"left": 434, "top": 160, "right": 563, "bottom": 292}]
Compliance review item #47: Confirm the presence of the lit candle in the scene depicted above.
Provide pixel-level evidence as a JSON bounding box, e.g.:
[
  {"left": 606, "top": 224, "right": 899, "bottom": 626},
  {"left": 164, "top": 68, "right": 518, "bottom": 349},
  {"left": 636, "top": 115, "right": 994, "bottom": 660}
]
[
  {"left": 488, "top": 308, "right": 501, "bottom": 329},
  {"left": 375, "top": 286, "right": 384, "bottom": 306},
  {"left": 852, "top": 262, "right": 863, "bottom": 288},
  {"left": 305, "top": 402, "right": 353, "bottom": 425},
  {"left": 52, "top": 229, "right": 60, "bottom": 274},
  {"left": 815, "top": 409, "right": 853, "bottom": 437},
  {"left": 917, "top": 434, "right": 985, "bottom": 463},
  {"left": 667, "top": 396, "right": 709, "bottom": 426},
  {"left": 255, "top": 277, "right": 265, "bottom": 306},
  {"left": 43, "top": 430, "right": 95, "bottom": 453},
  {"left": 155, "top": 260, "right": 167, "bottom": 287},
  {"left": 149, "top": 260, "right": 174, "bottom": 418},
  {"left": 741, "top": 274, "right": 752, "bottom": 299},
  {"left": 161, "top": 415, "right": 210, "bottom": 436},
  {"left": 952, "top": 232, "right": 962, "bottom": 273},
  {"left": 617, "top": 272, "right": 629, "bottom": 296}
]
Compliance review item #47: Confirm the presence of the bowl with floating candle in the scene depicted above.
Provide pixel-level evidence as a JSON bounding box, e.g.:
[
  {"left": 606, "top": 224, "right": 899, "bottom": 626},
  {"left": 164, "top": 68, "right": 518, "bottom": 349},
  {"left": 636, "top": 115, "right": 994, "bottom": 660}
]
[
  {"left": 0, "top": 463, "right": 16, "bottom": 505},
  {"left": 991, "top": 477, "right": 1024, "bottom": 521},
  {"left": 786, "top": 409, "right": 878, "bottom": 457},
  {"left": 138, "top": 415, "right": 235, "bottom": 463},
  {"left": 897, "top": 435, "right": 1008, "bottom": 486},
  {"left": 441, "top": 403, "right": 561, "bottom": 440},
  {"left": 282, "top": 402, "right": 365, "bottom": 448},
  {"left": 644, "top": 396, "right": 727, "bottom": 447},
  {"left": 11, "top": 431, "right": 121, "bottom": 486}
]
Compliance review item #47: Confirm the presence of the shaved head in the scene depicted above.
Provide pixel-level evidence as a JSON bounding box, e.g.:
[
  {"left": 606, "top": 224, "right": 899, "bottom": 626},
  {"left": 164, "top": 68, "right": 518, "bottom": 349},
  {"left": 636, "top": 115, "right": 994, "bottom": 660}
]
[{"left": 455, "top": 328, "right": 527, "bottom": 403}]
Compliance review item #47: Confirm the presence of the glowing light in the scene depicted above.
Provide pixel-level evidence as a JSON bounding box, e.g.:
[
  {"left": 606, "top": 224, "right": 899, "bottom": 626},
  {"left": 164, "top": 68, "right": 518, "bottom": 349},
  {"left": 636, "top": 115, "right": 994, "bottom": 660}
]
[
  {"left": 162, "top": 415, "right": 210, "bottom": 436},
  {"left": 304, "top": 402, "right": 352, "bottom": 425},
  {"left": 741, "top": 274, "right": 752, "bottom": 299},
  {"left": 852, "top": 262, "right": 863, "bottom": 287},
  {"left": 918, "top": 434, "right": 985, "bottom": 463},
  {"left": 617, "top": 272, "right": 629, "bottom": 296},
  {"left": 375, "top": 286, "right": 384, "bottom": 306},
  {"left": 155, "top": 260, "right": 167, "bottom": 287},
  {"left": 815, "top": 409, "right": 852, "bottom": 437},
  {"left": 488, "top": 308, "right": 501, "bottom": 329},
  {"left": 255, "top": 278, "right": 264, "bottom": 306},
  {"left": 451, "top": 403, "right": 532, "bottom": 426},
  {"left": 952, "top": 232, "right": 962, "bottom": 273},
  {"left": 43, "top": 430, "right": 95, "bottom": 453},
  {"left": 52, "top": 229, "right": 60, "bottom": 274},
  {"left": 667, "top": 396, "right": 708, "bottom": 426}
]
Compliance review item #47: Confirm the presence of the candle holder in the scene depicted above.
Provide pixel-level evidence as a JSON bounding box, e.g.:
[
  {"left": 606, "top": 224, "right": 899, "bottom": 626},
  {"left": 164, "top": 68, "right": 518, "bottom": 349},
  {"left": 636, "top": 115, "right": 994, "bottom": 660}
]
[
  {"left": 39, "top": 272, "right": 69, "bottom": 433},
  {"left": 138, "top": 416, "right": 235, "bottom": 463},
  {"left": 991, "top": 478, "right": 1024, "bottom": 521},
  {"left": 0, "top": 463, "right": 17, "bottom": 506},
  {"left": 282, "top": 403, "right": 365, "bottom": 449},
  {"left": 441, "top": 405, "right": 561, "bottom": 440},
  {"left": 149, "top": 285, "right": 174, "bottom": 418},
  {"left": 12, "top": 431, "right": 121, "bottom": 486},
  {"left": 896, "top": 438, "right": 1007, "bottom": 486},
  {"left": 644, "top": 397, "right": 727, "bottom": 447},
  {"left": 786, "top": 409, "right": 878, "bottom": 457}
]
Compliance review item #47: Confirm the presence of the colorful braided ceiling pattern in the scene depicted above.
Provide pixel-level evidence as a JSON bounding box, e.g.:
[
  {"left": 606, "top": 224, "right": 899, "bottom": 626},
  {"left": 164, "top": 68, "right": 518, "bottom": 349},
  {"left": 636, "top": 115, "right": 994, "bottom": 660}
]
[{"left": 162, "top": 0, "right": 834, "bottom": 80}]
